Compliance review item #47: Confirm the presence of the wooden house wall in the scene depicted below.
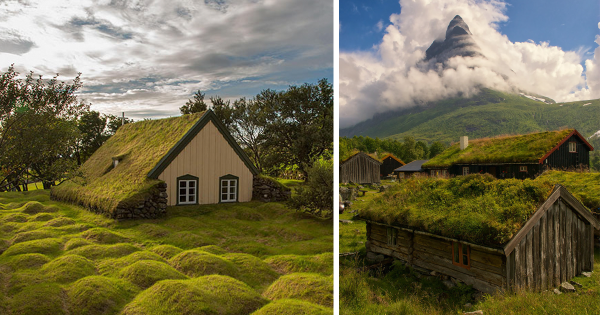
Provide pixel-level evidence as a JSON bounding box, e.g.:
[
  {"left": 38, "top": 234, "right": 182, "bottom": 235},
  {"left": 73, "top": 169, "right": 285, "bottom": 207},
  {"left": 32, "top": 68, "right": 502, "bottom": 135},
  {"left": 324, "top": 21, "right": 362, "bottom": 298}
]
[
  {"left": 506, "top": 198, "right": 594, "bottom": 291},
  {"left": 447, "top": 164, "right": 541, "bottom": 179},
  {"left": 367, "top": 222, "right": 505, "bottom": 293},
  {"left": 545, "top": 135, "right": 590, "bottom": 169},
  {"left": 340, "top": 154, "right": 381, "bottom": 184},
  {"left": 381, "top": 157, "right": 403, "bottom": 177},
  {"left": 157, "top": 120, "right": 254, "bottom": 205}
]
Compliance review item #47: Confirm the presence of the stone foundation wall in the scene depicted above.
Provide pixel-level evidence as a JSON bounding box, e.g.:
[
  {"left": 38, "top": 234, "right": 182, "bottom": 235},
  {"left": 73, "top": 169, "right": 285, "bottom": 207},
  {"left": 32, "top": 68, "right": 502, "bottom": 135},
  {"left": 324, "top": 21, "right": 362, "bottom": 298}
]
[
  {"left": 113, "top": 182, "right": 168, "bottom": 219},
  {"left": 252, "top": 176, "right": 291, "bottom": 202}
]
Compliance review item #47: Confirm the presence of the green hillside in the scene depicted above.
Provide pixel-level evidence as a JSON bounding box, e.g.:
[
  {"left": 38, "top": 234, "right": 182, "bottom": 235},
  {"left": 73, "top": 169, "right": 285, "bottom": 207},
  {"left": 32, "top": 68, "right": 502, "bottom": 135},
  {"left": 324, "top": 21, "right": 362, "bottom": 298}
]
[{"left": 341, "top": 89, "right": 600, "bottom": 143}]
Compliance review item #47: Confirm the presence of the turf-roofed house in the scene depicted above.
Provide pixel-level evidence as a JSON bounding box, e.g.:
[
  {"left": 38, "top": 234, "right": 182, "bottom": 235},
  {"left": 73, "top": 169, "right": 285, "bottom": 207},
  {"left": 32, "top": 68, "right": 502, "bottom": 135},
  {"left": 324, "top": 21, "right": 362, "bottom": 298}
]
[
  {"left": 51, "top": 110, "right": 258, "bottom": 219},
  {"left": 360, "top": 175, "right": 600, "bottom": 293},
  {"left": 340, "top": 152, "right": 382, "bottom": 184},
  {"left": 423, "top": 129, "right": 593, "bottom": 179}
]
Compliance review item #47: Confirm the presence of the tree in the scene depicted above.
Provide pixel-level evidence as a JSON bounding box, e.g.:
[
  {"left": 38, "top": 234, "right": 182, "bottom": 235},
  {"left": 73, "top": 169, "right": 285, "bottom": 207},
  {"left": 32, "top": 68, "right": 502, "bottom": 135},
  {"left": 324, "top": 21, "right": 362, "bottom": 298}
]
[
  {"left": 288, "top": 158, "right": 333, "bottom": 218},
  {"left": 180, "top": 90, "right": 207, "bottom": 114},
  {"left": 429, "top": 141, "right": 446, "bottom": 158},
  {"left": 106, "top": 114, "right": 133, "bottom": 134},
  {"left": 75, "top": 111, "right": 108, "bottom": 165}
]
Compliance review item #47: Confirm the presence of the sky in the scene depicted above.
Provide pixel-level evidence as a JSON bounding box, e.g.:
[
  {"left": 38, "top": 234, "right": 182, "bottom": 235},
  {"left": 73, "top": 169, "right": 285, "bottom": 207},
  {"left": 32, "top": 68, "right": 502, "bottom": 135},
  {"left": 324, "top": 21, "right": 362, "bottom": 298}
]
[
  {"left": 0, "top": 0, "right": 333, "bottom": 120},
  {"left": 339, "top": 0, "right": 600, "bottom": 128}
]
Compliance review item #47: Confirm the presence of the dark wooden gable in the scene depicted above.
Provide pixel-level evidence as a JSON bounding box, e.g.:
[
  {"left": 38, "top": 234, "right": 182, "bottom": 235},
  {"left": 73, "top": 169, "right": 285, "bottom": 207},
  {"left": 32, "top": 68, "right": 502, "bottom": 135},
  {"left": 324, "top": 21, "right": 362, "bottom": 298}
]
[
  {"left": 540, "top": 131, "right": 594, "bottom": 169},
  {"left": 340, "top": 152, "right": 382, "bottom": 184},
  {"left": 380, "top": 154, "right": 404, "bottom": 178}
]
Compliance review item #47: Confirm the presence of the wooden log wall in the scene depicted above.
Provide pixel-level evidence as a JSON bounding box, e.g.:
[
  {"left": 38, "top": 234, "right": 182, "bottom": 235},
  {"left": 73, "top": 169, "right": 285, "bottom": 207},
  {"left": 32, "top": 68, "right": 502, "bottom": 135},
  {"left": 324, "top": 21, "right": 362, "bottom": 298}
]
[
  {"left": 340, "top": 153, "right": 381, "bottom": 184},
  {"left": 367, "top": 222, "right": 505, "bottom": 294},
  {"left": 507, "top": 199, "right": 594, "bottom": 291}
]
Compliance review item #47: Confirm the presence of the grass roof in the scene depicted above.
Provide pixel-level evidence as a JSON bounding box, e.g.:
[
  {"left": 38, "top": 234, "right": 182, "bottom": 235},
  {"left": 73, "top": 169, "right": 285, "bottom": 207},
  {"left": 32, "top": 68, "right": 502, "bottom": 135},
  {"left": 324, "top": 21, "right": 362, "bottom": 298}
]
[
  {"left": 340, "top": 151, "right": 382, "bottom": 164},
  {"left": 537, "top": 170, "right": 600, "bottom": 211},
  {"left": 423, "top": 129, "right": 573, "bottom": 168},
  {"left": 359, "top": 174, "right": 562, "bottom": 247},
  {"left": 51, "top": 112, "right": 204, "bottom": 216}
]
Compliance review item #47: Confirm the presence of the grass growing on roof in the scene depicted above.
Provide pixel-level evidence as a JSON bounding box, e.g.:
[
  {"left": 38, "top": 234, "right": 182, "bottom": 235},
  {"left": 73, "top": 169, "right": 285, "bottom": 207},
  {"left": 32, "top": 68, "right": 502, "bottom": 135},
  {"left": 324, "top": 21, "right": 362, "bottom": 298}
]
[
  {"left": 537, "top": 170, "right": 600, "bottom": 210},
  {"left": 423, "top": 129, "right": 573, "bottom": 167},
  {"left": 360, "top": 174, "right": 556, "bottom": 246},
  {"left": 51, "top": 112, "right": 204, "bottom": 215}
]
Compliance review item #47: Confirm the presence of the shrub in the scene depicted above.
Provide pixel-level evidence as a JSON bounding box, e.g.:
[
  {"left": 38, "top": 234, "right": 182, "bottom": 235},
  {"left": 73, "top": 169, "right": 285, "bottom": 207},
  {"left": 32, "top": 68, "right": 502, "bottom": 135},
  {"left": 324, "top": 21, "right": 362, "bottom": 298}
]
[
  {"left": 263, "top": 273, "right": 333, "bottom": 307},
  {"left": 119, "top": 260, "right": 187, "bottom": 288},
  {"left": 288, "top": 159, "right": 333, "bottom": 218},
  {"left": 169, "top": 250, "right": 239, "bottom": 278}
]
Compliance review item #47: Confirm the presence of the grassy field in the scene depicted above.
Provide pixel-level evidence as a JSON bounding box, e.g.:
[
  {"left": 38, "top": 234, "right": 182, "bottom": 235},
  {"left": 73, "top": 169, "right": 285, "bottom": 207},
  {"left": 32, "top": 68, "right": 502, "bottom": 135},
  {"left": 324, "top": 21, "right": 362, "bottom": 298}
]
[
  {"left": 0, "top": 188, "right": 333, "bottom": 315},
  {"left": 340, "top": 182, "right": 600, "bottom": 314}
]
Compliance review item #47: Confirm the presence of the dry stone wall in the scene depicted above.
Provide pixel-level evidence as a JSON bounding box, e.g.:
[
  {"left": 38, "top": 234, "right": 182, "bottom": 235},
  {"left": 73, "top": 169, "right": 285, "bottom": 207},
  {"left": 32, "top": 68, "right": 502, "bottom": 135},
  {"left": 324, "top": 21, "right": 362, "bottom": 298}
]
[
  {"left": 113, "top": 182, "right": 168, "bottom": 219},
  {"left": 252, "top": 176, "right": 291, "bottom": 202}
]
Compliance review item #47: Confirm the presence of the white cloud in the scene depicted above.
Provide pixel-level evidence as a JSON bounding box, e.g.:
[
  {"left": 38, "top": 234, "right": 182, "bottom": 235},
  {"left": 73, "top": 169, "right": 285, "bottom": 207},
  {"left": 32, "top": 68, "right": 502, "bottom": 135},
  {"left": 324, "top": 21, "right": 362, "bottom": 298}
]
[
  {"left": 340, "top": 0, "right": 600, "bottom": 128},
  {"left": 376, "top": 20, "right": 383, "bottom": 32}
]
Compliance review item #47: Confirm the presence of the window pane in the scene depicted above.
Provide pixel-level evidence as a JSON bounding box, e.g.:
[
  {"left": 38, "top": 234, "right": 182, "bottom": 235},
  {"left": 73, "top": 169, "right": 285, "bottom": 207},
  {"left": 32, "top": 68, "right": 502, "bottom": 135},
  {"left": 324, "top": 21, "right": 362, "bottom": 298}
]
[
  {"left": 222, "top": 187, "right": 227, "bottom": 193},
  {"left": 463, "top": 254, "right": 468, "bottom": 265},
  {"left": 189, "top": 196, "right": 195, "bottom": 202},
  {"left": 180, "top": 181, "right": 186, "bottom": 188},
  {"left": 180, "top": 189, "right": 186, "bottom": 195},
  {"left": 462, "top": 244, "right": 468, "bottom": 265},
  {"left": 229, "top": 187, "right": 235, "bottom": 193},
  {"left": 188, "top": 188, "right": 194, "bottom": 195},
  {"left": 189, "top": 181, "right": 195, "bottom": 188},
  {"left": 229, "top": 193, "right": 235, "bottom": 200},
  {"left": 179, "top": 196, "right": 185, "bottom": 202},
  {"left": 222, "top": 193, "right": 227, "bottom": 200}
]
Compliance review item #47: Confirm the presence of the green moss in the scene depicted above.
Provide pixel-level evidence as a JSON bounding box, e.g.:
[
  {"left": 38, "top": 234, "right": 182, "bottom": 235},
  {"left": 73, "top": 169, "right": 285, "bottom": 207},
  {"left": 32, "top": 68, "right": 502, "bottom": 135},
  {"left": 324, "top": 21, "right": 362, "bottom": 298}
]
[
  {"left": 169, "top": 250, "right": 239, "bottom": 278},
  {"left": 263, "top": 273, "right": 333, "bottom": 307},
  {"left": 80, "top": 227, "right": 129, "bottom": 244},
  {"left": 20, "top": 201, "right": 47, "bottom": 214},
  {"left": 198, "top": 245, "right": 228, "bottom": 255},
  {"left": 2, "top": 238, "right": 63, "bottom": 256},
  {"left": 67, "top": 243, "right": 140, "bottom": 260},
  {"left": 63, "top": 238, "right": 93, "bottom": 251},
  {"left": 9, "top": 282, "right": 67, "bottom": 315},
  {"left": 5, "top": 253, "right": 51, "bottom": 270},
  {"left": 0, "top": 238, "right": 10, "bottom": 254},
  {"left": 28, "top": 213, "right": 57, "bottom": 222},
  {"left": 1, "top": 213, "right": 28, "bottom": 223},
  {"left": 119, "top": 260, "right": 187, "bottom": 288},
  {"left": 149, "top": 244, "right": 183, "bottom": 259},
  {"left": 66, "top": 276, "right": 138, "bottom": 315},
  {"left": 134, "top": 223, "right": 171, "bottom": 238},
  {"left": 222, "top": 253, "right": 279, "bottom": 289},
  {"left": 121, "top": 275, "right": 267, "bottom": 315},
  {"left": 42, "top": 255, "right": 97, "bottom": 283},
  {"left": 97, "top": 251, "right": 166, "bottom": 276},
  {"left": 11, "top": 229, "right": 60, "bottom": 244},
  {"left": 252, "top": 299, "right": 333, "bottom": 315},
  {"left": 264, "top": 253, "right": 333, "bottom": 275},
  {"left": 360, "top": 175, "right": 556, "bottom": 246},
  {"left": 424, "top": 129, "right": 573, "bottom": 167},
  {"left": 45, "top": 217, "right": 77, "bottom": 227}
]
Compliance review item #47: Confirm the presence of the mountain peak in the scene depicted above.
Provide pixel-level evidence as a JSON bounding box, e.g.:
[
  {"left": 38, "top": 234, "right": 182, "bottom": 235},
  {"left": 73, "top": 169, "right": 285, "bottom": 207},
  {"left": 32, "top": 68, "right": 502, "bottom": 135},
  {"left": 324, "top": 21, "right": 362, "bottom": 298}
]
[{"left": 425, "top": 15, "right": 483, "bottom": 63}]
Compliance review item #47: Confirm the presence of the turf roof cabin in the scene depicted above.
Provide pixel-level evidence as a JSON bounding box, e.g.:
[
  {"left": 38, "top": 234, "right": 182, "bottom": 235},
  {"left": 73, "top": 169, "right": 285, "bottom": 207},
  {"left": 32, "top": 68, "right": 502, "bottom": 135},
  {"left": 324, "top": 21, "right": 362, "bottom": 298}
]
[
  {"left": 422, "top": 129, "right": 593, "bottom": 179},
  {"left": 51, "top": 110, "right": 258, "bottom": 219},
  {"left": 340, "top": 152, "right": 382, "bottom": 184},
  {"left": 380, "top": 154, "right": 405, "bottom": 178},
  {"left": 392, "top": 160, "right": 429, "bottom": 179},
  {"left": 360, "top": 175, "right": 600, "bottom": 293}
]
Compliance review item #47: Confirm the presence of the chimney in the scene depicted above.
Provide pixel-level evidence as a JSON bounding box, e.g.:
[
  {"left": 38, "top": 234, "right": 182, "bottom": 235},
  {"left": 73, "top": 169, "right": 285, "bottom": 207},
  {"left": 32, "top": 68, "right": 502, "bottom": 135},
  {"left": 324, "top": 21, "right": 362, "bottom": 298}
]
[
  {"left": 460, "top": 136, "right": 468, "bottom": 150},
  {"left": 121, "top": 112, "right": 125, "bottom": 126}
]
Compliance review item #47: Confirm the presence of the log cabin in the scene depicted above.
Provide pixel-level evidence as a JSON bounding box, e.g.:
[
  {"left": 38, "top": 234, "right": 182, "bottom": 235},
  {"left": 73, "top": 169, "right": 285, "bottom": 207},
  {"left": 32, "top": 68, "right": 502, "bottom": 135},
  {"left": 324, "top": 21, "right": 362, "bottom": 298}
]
[
  {"left": 423, "top": 129, "right": 594, "bottom": 179},
  {"left": 360, "top": 175, "right": 599, "bottom": 293},
  {"left": 340, "top": 152, "right": 382, "bottom": 184},
  {"left": 380, "top": 154, "right": 405, "bottom": 178}
]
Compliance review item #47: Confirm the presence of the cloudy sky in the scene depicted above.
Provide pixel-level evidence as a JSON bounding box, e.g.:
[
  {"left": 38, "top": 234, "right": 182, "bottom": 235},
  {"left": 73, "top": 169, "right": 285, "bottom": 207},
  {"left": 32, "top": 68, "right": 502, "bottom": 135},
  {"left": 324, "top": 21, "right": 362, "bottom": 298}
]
[
  {"left": 0, "top": 0, "right": 333, "bottom": 120},
  {"left": 339, "top": 0, "right": 600, "bottom": 128}
]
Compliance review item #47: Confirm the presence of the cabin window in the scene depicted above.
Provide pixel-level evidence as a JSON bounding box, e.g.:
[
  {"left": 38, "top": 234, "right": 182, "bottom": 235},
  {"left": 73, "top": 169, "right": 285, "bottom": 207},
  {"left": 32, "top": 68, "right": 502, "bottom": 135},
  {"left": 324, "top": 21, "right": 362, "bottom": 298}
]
[
  {"left": 220, "top": 174, "right": 239, "bottom": 203},
  {"left": 452, "top": 241, "right": 470, "bottom": 269},
  {"left": 462, "top": 167, "right": 469, "bottom": 176},
  {"left": 178, "top": 180, "right": 197, "bottom": 205},
  {"left": 442, "top": 170, "right": 447, "bottom": 176},
  {"left": 386, "top": 227, "right": 397, "bottom": 246},
  {"left": 398, "top": 173, "right": 404, "bottom": 179},
  {"left": 569, "top": 142, "right": 577, "bottom": 153},
  {"left": 519, "top": 166, "right": 527, "bottom": 172}
]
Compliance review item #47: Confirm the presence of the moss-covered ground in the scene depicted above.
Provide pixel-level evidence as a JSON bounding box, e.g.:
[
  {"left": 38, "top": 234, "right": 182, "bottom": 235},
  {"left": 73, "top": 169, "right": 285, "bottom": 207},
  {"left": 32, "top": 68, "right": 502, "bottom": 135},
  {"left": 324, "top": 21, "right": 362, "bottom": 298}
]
[
  {"left": 0, "top": 189, "right": 333, "bottom": 315},
  {"left": 340, "top": 180, "right": 600, "bottom": 314}
]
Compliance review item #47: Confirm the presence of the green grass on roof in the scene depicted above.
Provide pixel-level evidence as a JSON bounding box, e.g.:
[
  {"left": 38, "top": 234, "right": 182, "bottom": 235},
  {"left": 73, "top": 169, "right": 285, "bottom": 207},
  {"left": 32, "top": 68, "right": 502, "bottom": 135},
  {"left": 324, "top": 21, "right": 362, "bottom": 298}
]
[
  {"left": 359, "top": 174, "right": 558, "bottom": 247},
  {"left": 537, "top": 170, "right": 600, "bottom": 211},
  {"left": 423, "top": 129, "right": 573, "bottom": 168},
  {"left": 51, "top": 113, "right": 204, "bottom": 215}
]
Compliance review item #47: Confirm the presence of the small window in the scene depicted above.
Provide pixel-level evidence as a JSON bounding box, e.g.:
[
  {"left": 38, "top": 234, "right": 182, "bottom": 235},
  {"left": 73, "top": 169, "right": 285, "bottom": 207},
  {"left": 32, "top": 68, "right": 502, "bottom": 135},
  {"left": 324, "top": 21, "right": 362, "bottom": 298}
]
[
  {"left": 452, "top": 241, "right": 470, "bottom": 269},
  {"left": 519, "top": 166, "right": 527, "bottom": 172},
  {"left": 220, "top": 175, "right": 238, "bottom": 203},
  {"left": 386, "top": 227, "right": 397, "bottom": 246},
  {"left": 569, "top": 142, "right": 577, "bottom": 153},
  {"left": 462, "top": 167, "right": 469, "bottom": 176},
  {"left": 178, "top": 179, "right": 197, "bottom": 205}
]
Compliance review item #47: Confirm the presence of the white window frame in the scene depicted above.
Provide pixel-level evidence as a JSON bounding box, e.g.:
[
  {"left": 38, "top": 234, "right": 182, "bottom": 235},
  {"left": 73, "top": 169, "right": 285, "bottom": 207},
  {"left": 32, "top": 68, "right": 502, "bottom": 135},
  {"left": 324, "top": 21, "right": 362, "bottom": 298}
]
[
  {"left": 462, "top": 167, "right": 469, "bottom": 176},
  {"left": 519, "top": 166, "right": 527, "bottom": 172},
  {"left": 178, "top": 179, "right": 197, "bottom": 205},
  {"left": 220, "top": 178, "right": 237, "bottom": 203},
  {"left": 569, "top": 142, "right": 577, "bottom": 153}
]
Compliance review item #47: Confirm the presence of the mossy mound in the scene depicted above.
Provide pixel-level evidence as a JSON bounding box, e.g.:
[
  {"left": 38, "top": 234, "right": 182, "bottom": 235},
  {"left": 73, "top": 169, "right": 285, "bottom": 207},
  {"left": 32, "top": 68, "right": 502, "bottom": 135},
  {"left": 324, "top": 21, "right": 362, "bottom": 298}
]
[
  {"left": 6, "top": 253, "right": 51, "bottom": 270},
  {"left": 2, "top": 238, "right": 63, "bottom": 256},
  {"left": 45, "top": 217, "right": 77, "bottom": 227},
  {"left": 6, "top": 270, "right": 46, "bottom": 295},
  {"left": 0, "top": 238, "right": 10, "bottom": 254},
  {"left": 28, "top": 213, "right": 57, "bottom": 222},
  {"left": 21, "top": 201, "right": 56, "bottom": 214},
  {"left": 42, "top": 255, "right": 97, "bottom": 283},
  {"left": 198, "top": 244, "right": 228, "bottom": 255},
  {"left": 1, "top": 213, "right": 28, "bottom": 223},
  {"left": 80, "top": 227, "right": 129, "bottom": 244},
  {"left": 11, "top": 229, "right": 59, "bottom": 244},
  {"left": 63, "top": 238, "right": 93, "bottom": 251},
  {"left": 119, "top": 260, "right": 187, "bottom": 288},
  {"left": 222, "top": 253, "right": 279, "bottom": 289},
  {"left": 9, "top": 282, "right": 67, "bottom": 315},
  {"left": 149, "top": 244, "right": 183, "bottom": 259},
  {"left": 121, "top": 275, "right": 267, "bottom": 315},
  {"left": 263, "top": 273, "right": 333, "bottom": 307},
  {"left": 264, "top": 253, "right": 333, "bottom": 275},
  {"left": 169, "top": 250, "right": 239, "bottom": 278},
  {"left": 98, "top": 251, "right": 166, "bottom": 276},
  {"left": 66, "top": 276, "right": 138, "bottom": 315},
  {"left": 67, "top": 243, "right": 139, "bottom": 260},
  {"left": 252, "top": 299, "right": 332, "bottom": 315},
  {"left": 135, "top": 223, "right": 171, "bottom": 238}
]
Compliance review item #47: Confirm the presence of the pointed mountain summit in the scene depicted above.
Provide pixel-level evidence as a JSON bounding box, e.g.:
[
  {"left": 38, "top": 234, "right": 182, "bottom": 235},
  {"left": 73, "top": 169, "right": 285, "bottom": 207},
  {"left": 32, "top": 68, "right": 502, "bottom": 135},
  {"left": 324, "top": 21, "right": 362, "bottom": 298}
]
[{"left": 425, "top": 15, "right": 484, "bottom": 64}]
